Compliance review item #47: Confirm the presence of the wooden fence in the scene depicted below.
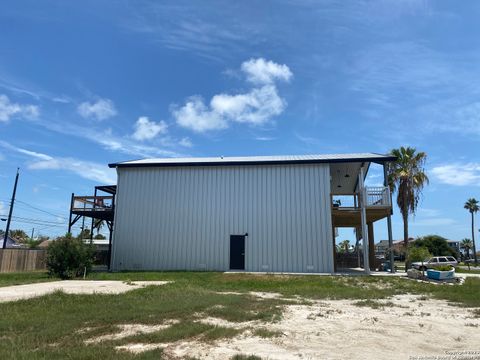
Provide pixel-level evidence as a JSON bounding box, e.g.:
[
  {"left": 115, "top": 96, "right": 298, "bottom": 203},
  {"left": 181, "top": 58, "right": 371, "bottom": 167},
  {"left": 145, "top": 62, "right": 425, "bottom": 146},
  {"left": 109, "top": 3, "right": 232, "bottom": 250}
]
[{"left": 0, "top": 249, "right": 47, "bottom": 273}]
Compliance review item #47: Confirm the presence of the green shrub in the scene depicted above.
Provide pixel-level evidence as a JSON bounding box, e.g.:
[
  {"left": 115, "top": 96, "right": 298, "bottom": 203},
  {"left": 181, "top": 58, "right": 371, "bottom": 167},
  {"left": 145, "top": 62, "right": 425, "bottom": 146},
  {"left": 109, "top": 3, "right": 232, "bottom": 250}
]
[
  {"left": 435, "top": 265, "right": 454, "bottom": 271},
  {"left": 412, "top": 235, "right": 459, "bottom": 258},
  {"left": 406, "top": 246, "right": 431, "bottom": 269},
  {"left": 46, "top": 234, "right": 95, "bottom": 279}
]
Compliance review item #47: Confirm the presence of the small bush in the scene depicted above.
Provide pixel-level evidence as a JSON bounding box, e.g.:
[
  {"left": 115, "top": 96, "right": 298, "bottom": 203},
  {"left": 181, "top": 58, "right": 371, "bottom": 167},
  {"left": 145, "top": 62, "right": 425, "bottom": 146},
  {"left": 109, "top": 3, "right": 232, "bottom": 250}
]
[
  {"left": 406, "top": 247, "right": 431, "bottom": 269},
  {"left": 435, "top": 265, "right": 454, "bottom": 271},
  {"left": 46, "top": 234, "right": 95, "bottom": 279}
]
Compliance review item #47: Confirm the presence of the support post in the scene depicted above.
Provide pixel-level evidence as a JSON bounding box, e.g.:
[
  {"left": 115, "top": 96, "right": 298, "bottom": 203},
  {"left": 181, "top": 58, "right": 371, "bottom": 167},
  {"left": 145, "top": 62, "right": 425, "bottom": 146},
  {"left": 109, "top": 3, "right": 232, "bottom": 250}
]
[
  {"left": 359, "top": 167, "right": 370, "bottom": 274},
  {"left": 383, "top": 163, "right": 395, "bottom": 273},
  {"left": 107, "top": 194, "right": 115, "bottom": 271},
  {"left": 68, "top": 193, "right": 74, "bottom": 234},
  {"left": 368, "top": 222, "right": 375, "bottom": 271},
  {"left": 3, "top": 168, "right": 19, "bottom": 249},
  {"left": 90, "top": 188, "right": 97, "bottom": 245}
]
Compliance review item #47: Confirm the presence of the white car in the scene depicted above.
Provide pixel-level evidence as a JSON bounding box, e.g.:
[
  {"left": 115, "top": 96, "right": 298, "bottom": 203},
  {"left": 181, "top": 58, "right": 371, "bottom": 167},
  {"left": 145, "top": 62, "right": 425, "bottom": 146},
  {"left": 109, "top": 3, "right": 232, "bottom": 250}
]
[{"left": 411, "top": 256, "right": 458, "bottom": 271}]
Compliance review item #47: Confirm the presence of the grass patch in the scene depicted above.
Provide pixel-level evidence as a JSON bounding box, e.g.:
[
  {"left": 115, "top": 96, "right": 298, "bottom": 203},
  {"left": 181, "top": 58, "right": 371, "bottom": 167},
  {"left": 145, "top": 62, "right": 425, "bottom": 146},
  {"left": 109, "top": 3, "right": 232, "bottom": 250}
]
[
  {"left": 353, "top": 299, "right": 396, "bottom": 309},
  {"left": 111, "top": 321, "right": 240, "bottom": 345},
  {"left": 0, "top": 271, "right": 52, "bottom": 287},
  {"left": 252, "top": 328, "right": 283, "bottom": 338},
  {"left": 1, "top": 271, "right": 480, "bottom": 358},
  {"left": 231, "top": 355, "right": 263, "bottom": 360},
  {"left": 455, "top": 268, "right": 480, "bottom": 274}
]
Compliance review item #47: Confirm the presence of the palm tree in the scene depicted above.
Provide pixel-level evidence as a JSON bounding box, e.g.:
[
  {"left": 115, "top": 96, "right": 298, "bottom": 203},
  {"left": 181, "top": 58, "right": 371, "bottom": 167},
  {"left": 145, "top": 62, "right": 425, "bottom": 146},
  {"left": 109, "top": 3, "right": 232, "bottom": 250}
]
[
  {"left": 339, "top": 240, "right": 350, "bottom": 253},
  {"left": 460, "top": 238, "right": 473, "bottom": 260},
  {"left": 388, "top": 147, "right": 429, "bottom": 251},
  {"left": 94, "top": 219, "right": 105, "bottom": 235},
  {"left": 464, "top": 198, "right": 479, "bottom": 264}
]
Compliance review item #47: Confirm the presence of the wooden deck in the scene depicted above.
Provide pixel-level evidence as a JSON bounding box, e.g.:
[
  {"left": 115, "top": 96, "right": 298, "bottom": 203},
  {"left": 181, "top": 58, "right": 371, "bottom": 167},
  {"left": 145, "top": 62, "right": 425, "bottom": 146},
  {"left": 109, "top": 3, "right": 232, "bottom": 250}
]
[{"left": 332, "top": 206, "right": 391, "bottom": 227}]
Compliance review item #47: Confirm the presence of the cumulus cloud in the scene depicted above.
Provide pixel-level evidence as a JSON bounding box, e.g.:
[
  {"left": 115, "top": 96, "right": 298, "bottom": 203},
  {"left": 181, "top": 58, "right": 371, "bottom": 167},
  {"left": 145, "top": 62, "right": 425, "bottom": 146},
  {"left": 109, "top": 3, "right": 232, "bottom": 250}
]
[
  {"left": 241, "top": 58, "right": 293, "bottom": 84},
  {"left": 77, "top": 98, "right": 117, "bottom": 120},
  {"left": 431, "top": 163, "right": 480, "bottom": 186},
  {"left": 132, "top": 116, "right": 168, "bottom": 141},
  {"left": 0, "top": 94, "right": 39, "bottom": 122},
  {"left": 172, "top": 58, "right": 292, "bottom": 132}
]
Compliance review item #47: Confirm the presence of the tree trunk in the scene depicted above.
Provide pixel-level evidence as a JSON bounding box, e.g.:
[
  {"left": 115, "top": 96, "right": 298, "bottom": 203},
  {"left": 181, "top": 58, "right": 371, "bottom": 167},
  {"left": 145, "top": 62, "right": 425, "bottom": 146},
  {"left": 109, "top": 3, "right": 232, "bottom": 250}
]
[
  {"left": 403, "top": 209, "right": 409, "bottom": 272},
  {"left": 472, "top": 212, "right": 478, "bottom": 265},
  {"left": 403, "top": 211, "right": 409, "bottom": 247}
]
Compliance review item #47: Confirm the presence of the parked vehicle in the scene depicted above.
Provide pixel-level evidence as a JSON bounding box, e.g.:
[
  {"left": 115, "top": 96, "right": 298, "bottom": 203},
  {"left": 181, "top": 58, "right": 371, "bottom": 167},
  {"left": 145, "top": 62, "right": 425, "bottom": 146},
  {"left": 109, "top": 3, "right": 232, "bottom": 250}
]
[{"left": 411, "top": 256, "right": 458, "bottom": 271}]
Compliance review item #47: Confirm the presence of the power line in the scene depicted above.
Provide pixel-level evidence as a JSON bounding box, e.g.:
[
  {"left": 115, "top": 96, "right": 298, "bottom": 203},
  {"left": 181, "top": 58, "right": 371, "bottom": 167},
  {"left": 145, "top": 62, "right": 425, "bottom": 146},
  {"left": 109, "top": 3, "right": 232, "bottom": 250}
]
[{"left": 15, "top": 200, "right": 67, "bottom": 220}]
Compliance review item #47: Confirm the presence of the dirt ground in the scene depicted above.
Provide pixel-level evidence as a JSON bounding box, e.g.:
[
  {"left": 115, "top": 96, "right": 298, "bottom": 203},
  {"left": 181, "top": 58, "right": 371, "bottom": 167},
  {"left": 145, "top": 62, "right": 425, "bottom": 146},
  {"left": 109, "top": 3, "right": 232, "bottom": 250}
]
[
  {"left": 102, "top": 293, "right": 480, "bottom": 360},
  {"left": 3, "top": 281, "right": 479, "bottom": 359},
  {"left": 0, "top": 280, "right": 170, "bottom": 302}
]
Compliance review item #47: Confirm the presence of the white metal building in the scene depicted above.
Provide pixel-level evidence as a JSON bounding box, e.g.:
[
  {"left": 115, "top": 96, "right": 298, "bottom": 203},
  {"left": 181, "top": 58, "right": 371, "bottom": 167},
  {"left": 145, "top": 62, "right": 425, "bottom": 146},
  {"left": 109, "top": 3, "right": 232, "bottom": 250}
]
[{"left": 108, "top": 153, "right": 395, "bottom": 273}]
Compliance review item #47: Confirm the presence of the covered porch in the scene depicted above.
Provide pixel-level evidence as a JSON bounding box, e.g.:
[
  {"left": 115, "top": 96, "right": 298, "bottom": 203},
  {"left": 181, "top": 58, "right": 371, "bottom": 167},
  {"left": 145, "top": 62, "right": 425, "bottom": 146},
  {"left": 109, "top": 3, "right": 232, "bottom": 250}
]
[{"left": 330, "top": 160, "right": 395, "bottom": 273}]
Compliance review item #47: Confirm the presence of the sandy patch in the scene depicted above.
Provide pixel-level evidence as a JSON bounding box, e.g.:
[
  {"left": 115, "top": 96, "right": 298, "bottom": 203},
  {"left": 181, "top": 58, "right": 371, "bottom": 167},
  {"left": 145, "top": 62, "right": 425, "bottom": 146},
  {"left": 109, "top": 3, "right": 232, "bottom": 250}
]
[
  {"left": 119, "top": 293, "right": 480, "bottom": 359},
  {"left": 198, "top": 317, "right": 259, "bottom": 329},
  {"left": 85, "top": 320, "right": 179, "bottom": 343},
  {"left": 248, "top": 291, "right": 284, "bottom": 299},
  {"left": 216, "top": 291, "right": 284, "bottom": 299},
  {"left": 0, "top": 280, "right": 171, "bottom": 302}
]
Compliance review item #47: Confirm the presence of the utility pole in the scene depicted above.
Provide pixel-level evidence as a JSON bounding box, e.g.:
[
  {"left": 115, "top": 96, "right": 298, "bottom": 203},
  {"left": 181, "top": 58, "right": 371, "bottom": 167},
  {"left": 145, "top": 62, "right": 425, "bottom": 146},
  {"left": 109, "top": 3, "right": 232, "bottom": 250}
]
[
  {"left": 3, "top": 168, "right": 20, "bottom": 249},
  {"left": 31, "top": 228, "right": 35, "bottom": 240}
]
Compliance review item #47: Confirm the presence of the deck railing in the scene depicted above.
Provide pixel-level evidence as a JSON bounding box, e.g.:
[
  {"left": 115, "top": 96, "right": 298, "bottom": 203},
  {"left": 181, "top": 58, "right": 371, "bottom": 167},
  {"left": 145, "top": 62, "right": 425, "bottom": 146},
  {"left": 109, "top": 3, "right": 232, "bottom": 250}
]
[
  {"left": 364, "top": 186, "right": 391, "bottom": 207},
  {"left": 332, "top": 186, "right": 390, "bottom": 209},
  {"left": 72, "top": 196, "right": 114, "bottom": 212}
]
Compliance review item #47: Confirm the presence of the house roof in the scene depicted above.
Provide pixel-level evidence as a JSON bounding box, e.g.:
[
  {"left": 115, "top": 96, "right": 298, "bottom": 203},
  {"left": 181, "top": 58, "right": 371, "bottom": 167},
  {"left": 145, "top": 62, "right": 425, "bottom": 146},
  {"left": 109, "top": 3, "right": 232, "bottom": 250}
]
[
  {"left": 1, "top": 235, "right": 23, "bottom": 248},
  {"left": 109, "top": 153, "right": 396, "bottom": 168}
]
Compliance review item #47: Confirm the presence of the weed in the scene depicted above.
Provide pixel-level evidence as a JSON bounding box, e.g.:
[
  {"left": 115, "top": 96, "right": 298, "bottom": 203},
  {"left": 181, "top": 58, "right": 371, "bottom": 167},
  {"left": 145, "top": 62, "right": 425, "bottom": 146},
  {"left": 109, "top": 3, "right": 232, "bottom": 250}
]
[
  {"left": 252, "top": 328, "right": 283, "bottom": 338},
  {"left": 231, "top": 355, "right": 262, "bottom": 360}
]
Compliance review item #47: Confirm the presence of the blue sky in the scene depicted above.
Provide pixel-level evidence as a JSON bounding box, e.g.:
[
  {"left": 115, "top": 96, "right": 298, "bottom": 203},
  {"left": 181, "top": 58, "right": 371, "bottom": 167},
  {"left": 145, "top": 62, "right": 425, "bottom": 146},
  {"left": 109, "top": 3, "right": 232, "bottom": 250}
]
[{"left": 0, "top": 0, "right": 479, "bottom": 241}]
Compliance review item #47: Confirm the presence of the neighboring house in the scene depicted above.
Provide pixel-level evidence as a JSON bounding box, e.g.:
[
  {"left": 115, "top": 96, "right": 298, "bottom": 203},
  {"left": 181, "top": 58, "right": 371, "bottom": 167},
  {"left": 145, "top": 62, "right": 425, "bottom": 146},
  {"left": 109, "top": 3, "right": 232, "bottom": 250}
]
[
  {"left": 447, "top": 240, "right": 460, "bottom": 253},
  {"left": 95, "top": 153, "right": 395, "bottom": 273},
  {"left": 82, "top": 238, "right": 110, "bottom": 252},
  {"left": 1, "top": 236, "right": 24, "bottom": 248},
  {"left": 375, "top": 240, "right": 391, "bottom": 256}
]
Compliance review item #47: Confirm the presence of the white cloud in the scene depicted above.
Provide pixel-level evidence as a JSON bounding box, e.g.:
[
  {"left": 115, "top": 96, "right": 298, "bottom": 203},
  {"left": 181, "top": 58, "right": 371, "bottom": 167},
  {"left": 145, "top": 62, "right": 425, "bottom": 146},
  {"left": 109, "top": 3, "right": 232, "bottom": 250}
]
[
  {"left": 173, "top": 58, "right": 292, "bottom": 132},
  {"left": 0, "top": 201, "right": 5, "bottom": 215},
  {"left": 43, "top": 120, "right": 184, "bottom": 158},
  {"left": 132, "top": 116, "right": 168, "bottom": 141},
  {"left": 179, "top": 137, "right": 193, "bottom": 147},
  {"left": 0, "top": 94, "right": 39, "bottom": 122},
  {"left": 431, "top": 163, "right": 480, "bottom": 186},
  {"left": 255, "top": 136, "right": 275, "bottom": 141},
  {"left": 173, "top": 96, "right": 228, "bottom": 132},
  {"left": 0, "top": 140, "right": 52, "bottom": 160},
  {"left": 77, "top": 98, "right": 117, "bottom": 120},
  {"left": 211, "top": 85, "right": 286, "bottom": 124},
  {"left": 0, "top": 140, "right": 115, "bottom": 184},
  {"left": 241, "top": 58, "right": 293, "bottom": 85},
  {"left": 28, "top": 157, "right": 116, "bottom": 184}
]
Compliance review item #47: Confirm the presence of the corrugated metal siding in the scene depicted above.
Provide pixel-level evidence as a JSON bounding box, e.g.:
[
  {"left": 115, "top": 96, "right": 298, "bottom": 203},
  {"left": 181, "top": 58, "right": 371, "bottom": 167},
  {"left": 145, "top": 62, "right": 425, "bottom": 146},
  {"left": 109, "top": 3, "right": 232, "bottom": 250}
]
[{"left": 111, "top": 164, "right": 334, "bottom": 273}]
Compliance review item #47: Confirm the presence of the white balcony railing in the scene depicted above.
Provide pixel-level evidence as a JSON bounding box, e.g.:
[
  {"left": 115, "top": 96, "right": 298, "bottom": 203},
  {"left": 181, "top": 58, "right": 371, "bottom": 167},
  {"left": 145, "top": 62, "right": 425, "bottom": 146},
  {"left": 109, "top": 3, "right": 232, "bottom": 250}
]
[
  {"left": 332, "top": 186, "right": 391, "bottom": 209},
  {"left": 364, "top": 186, "right": 391, "bottom": 207}
]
